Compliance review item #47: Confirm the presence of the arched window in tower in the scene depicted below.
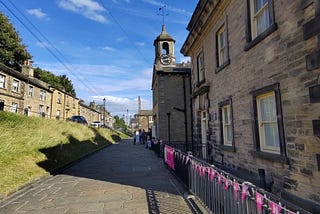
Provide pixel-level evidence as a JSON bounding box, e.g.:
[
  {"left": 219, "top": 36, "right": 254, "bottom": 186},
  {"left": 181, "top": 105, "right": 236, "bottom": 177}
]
[{"left": 162, "top": 42, "right": 169, "bottom": 55}]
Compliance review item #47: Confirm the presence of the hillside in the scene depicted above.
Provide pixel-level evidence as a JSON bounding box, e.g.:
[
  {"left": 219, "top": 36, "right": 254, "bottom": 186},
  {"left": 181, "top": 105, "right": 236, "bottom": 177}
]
[{"left": 0, "top": 111, "right": 128, "bottom": 199}]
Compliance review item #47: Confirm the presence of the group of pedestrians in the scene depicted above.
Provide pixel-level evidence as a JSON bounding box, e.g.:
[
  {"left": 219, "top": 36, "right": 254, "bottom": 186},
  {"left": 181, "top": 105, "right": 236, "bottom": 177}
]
[
  {"left": 133, "top": 129, "right": 150, "bottom": 145},
  {"left": 132, "top": 129, "right": 162, "bottom": 157}
]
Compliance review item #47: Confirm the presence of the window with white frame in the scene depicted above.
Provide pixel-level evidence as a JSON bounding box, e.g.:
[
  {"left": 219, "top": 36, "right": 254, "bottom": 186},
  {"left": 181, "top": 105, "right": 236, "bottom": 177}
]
[
  {"left": 250, "top": 0, "right": 270, "bottom": 38},
  {"left": 40, "top": 90, "right": 46, "bottom": 101},
  {"left": 57, "top": 93, "right": 61, "bottom": 104},
  {"left": 252, "top": 84, "right": 285, "bottom": 156},
  {"left": 256, "top": 92, "right": 279, "bottom": 153},
  {"left": 216, "top": 24, "right": 228, "bottom": 67},
  {"left": 10, "top": 102, "right": 18, "bottom": 113},
  {"left": 12, "top": 80, "right": 19, "bottom": 92},
  {"left": 0, "top": 74, "right": 5, "bottom": 88},
  {"left": 245, "top": 0, "right": 276, "bottom": 50},
  {"left": 39, "top": 105, "right": 45, "bottom": 117},
  {"left": 197, "top": 51, "right": 205, "bottom": 83},
  {"left": 222, "top": 105, "right": 233, "bottom": 145},
  {"left": 28, "top": 86, "right": 33, "bottom": 97},
  {"left": 219, "top": 98, "right": 234, "bottom": 147}
]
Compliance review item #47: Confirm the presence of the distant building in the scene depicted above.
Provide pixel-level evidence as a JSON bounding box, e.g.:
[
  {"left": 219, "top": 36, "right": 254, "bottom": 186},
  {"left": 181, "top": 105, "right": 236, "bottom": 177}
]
[
  {"left": 181, "top": 0, "right": 320, "bottom": 211},
  {"left": 152, "top": 25, "right": 192, "bottom": 146},
  {"left": 0, "top": 62, "right": 113, "bottom": 126},
  {"left": 136, "top": 96, "right": 153, "bottom": 133}
]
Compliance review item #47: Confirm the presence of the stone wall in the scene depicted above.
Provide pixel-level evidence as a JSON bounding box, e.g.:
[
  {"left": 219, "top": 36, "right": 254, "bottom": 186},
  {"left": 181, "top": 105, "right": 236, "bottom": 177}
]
[{"left": 185, "top": 0, "right": 320, "bottom": 208}]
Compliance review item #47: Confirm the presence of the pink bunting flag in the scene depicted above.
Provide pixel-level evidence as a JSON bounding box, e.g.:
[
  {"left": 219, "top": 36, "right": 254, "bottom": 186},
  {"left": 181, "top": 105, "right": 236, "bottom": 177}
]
[
  {"left": 192, "top": 161, "right": 196, "bottom": 169},
  {"left": 194, "top": 163, "right": 199, "bottom": 172},
  {"left": 241, "top": 184, "right": 249, "bottom": 202},
  {"left": 255, "top": 192, "right": 264, "bottom": 214},
  {"left": 269, "top": 201, "right": 282, "bottom": 214},
  {"left": 209, "top": 168, "right": 216, "bottom": 180},
  {"left": 233, "top": 180, "right": 240, "bottom": 197},
  {"left": 185, "top": 156, "right": 190, "bottom": 165},
  {"left": 218, "top": 174, "right": 223, "bottom": 185},
  {"left": 199, "top": 166, "right": 204, "bottom": 176},
  {"left": 224, "top": 177, "right": 230, "bottom": 190}
]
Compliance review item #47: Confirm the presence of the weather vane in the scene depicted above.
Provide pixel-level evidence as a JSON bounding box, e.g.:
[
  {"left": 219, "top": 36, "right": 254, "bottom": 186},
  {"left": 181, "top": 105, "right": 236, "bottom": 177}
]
[{"left": 157, "top": 5, "right": 168, "bottom": 25}]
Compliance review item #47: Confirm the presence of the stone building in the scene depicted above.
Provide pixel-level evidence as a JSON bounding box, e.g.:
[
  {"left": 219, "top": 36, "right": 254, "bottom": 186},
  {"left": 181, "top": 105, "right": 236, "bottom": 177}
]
[
  {"left": 0, "top": 64, "right": 27, "bottom": 114},
  {"left": 21, "top": 62, "right": 52, "bottom": 118},
  {"left": 0, "top": 62, "right": 53, "bottom": 117},
  {"left": 181, "top": 0, "right": 320, "bottom": 211},
  {"left": 136, "top": 96, "right": 153, "bottom": 133},
  {"left": 79, "top": 101, "right": 100, "bottom": 125},
  {"left": 0, "top": 62, "right": 108, "bottom": 126},
  {"left": 152, "top": 25, "right": 192, "bottom": 145}
]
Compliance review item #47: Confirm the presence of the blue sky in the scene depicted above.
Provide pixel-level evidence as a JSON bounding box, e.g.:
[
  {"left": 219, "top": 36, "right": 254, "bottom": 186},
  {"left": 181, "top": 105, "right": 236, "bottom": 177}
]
[{"left": 0, "top": 0, "right": 197, "bottom": 118}]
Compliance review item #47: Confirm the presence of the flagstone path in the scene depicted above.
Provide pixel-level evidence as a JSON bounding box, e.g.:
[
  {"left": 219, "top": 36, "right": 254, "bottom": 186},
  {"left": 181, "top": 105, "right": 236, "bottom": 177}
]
[{"left": 0, "top": 139, "right": 206, "bottom": 214}]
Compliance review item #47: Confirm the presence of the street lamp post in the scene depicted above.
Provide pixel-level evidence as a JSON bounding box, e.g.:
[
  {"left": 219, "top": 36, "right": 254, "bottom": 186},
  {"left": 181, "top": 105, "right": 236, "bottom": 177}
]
[{"left": 103, "top": 98, "right": 106, "bottom": 127}]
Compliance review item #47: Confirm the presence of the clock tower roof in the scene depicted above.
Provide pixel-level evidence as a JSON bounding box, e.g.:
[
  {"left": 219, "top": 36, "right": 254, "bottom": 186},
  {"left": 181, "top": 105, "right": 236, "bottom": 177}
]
[{"left": 154, "top": 25, "right": 175, "bottom": 45}]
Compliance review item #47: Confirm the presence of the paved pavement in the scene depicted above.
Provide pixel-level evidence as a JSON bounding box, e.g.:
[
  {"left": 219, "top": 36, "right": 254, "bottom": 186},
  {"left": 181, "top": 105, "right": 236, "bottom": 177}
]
[{"left": 0, "top": 139, "right": 206, "bottom": 214}]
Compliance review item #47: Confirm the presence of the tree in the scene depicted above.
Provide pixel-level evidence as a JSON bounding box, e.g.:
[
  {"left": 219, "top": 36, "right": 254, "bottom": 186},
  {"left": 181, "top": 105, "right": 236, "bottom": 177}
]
[
  {"left": 34, "top": 67, "right": 76, "bottom": 96},
  {"left": 0, "top": 12, "right": 31, "bottom": 70},
  {"left": 113, "top": 115, "right": 127, "bottom": 131},
  {"left": 59, "top": 75, "right": 76, "bottom": 96}
]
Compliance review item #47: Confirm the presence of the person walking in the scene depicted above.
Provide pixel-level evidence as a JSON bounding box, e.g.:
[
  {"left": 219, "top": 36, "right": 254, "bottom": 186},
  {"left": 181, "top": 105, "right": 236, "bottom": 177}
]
[{"left": 133, "top": 132, "right": 136, "bottom": 145}]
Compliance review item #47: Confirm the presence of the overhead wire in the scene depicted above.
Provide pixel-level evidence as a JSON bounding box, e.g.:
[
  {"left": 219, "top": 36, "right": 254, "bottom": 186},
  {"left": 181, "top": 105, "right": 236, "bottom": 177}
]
[
  {"left": 0, "top": 0, "right": 99, "bottom": 96},
  {"left": 97, "top": 0, "right": 151, "bottom": 65}
]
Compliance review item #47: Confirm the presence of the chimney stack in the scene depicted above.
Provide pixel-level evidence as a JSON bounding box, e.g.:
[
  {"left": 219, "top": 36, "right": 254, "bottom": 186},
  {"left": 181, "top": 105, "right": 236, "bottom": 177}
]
[
  {"left": 22, "top": 60, "right": 34, "bottom": 77},
  {"left": 138, "top": 96, "right": 141, "bottom": 112}
]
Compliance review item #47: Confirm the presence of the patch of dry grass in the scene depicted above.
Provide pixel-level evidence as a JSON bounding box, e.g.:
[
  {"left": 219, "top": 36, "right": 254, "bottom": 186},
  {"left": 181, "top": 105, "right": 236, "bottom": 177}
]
[{"left": 0, "top": 111, "right": 128, "bottom": 198}]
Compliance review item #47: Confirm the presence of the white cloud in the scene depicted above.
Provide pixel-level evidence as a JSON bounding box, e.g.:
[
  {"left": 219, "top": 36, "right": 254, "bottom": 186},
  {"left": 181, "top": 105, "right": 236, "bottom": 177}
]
[
  {"left": 112, "top": 0, "right": 131, "bottom": 3},
  {"left": 91, "top": 95, "right": 152, "bottom": 117},
  {"left": 35, "top": 62, "right": 153, "bottom": 116},
  {"left": 58, "top": 0, "right": 108, "bottom": 23},
  {"left": 135, "top": 42, "right": 145, "bottom": 47},
  {"left": 35, "top": 42, "right": 51, "bottom": 48},
  {"left": 27, "top": 8, "right": 49, "bottom": 20},
  {"left": 179, "top": 56, "right": 191, "bottom": 64},
  {"left": 102, "top": 46, "right": 116, "bottom": 51}
]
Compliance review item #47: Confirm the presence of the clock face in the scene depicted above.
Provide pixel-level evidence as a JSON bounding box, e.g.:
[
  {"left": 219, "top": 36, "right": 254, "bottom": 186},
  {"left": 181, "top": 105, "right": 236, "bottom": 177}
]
[{"left": 160, "top": 54, "right": 172, "bottom": 65}]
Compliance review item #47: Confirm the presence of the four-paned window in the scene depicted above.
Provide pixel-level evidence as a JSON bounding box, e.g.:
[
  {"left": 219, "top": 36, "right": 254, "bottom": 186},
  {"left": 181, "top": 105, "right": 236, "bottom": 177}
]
[
  {"left": 216, "top": 24, "right": 228, "bottom": 67},
  {"left": 222, "top": 105, "right": 233, "bottom": 146},
  {"left": 12, "top": 80, "right": 19, "bottom": 92},
  {"left": 197, "top": 51, "right": 205, "bottom": 83},
  {"left": 10, "top": 102, "right": 18, "bottom": 113},
  {"left": 219, "top": 99, "right": 234, "bottom": 147},
  {"left": 256, "top": 92, "right": 280, "bottom": 153},
  {"left": 0, "top": 74, "right": 5, "bottom": 88},
  {"left": 57, "top": 93, "right": 61, "bottom": 104},
  {"left": 250, "top": 0, "right": 270, "bottom": 39},
  {"left": 40, "top": 90, "right": 46, "bottom": 101},
  {"left": 28, "top": 86, "right": 33, "bottom": 97},
  {"left": 252, "top": 84, "right": 285, "bottom": 155}
]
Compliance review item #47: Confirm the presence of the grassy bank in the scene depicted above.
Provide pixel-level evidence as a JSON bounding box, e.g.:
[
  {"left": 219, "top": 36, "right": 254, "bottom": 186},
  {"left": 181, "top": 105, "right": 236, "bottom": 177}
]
[{"left": 0, "top": 111, "right": 128, "bottom": 199}]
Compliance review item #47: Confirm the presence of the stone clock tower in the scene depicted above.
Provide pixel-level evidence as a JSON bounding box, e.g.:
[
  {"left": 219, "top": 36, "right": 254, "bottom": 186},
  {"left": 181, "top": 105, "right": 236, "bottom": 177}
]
[
  {"left": 153, "top": 25, "right": 176, "bottom": 66},
  {"left": 151, "top": 25, "right": 192, "bottom": 145}
]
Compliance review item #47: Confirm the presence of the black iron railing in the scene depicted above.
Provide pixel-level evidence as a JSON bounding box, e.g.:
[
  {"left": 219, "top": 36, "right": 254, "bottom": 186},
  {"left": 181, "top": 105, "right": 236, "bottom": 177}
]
[{"left": 164, "top": 144, "right": 310, "bottom": 214}]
